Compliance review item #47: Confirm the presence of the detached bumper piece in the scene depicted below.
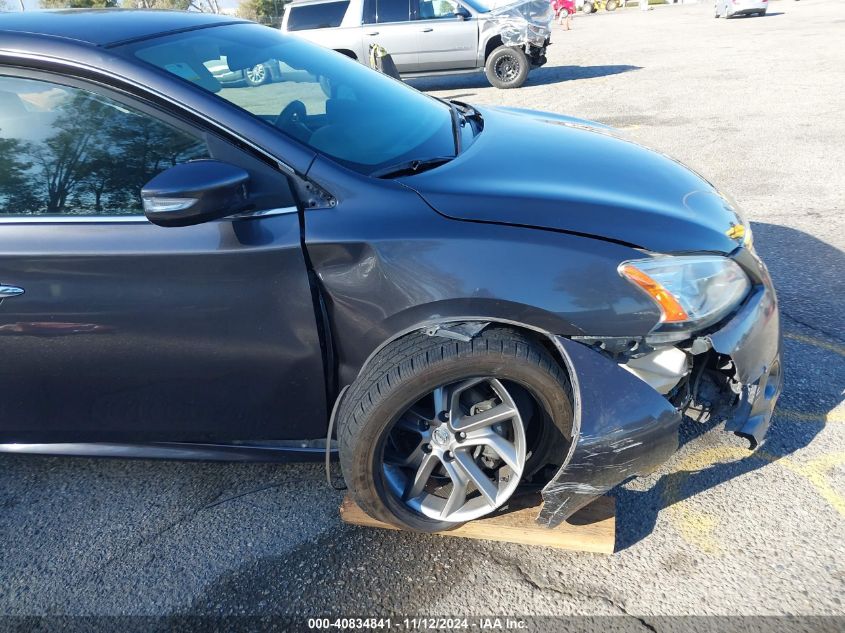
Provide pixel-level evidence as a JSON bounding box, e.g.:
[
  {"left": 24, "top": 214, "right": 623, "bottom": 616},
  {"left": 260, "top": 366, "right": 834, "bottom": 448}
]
[{"left": 537, "top": 337, "right": 682, "bottom": 528}]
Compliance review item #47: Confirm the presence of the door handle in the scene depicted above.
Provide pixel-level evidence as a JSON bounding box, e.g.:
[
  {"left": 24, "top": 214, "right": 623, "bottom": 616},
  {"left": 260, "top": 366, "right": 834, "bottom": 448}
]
[
  {"left": 0, "top": 285, "right": 24, "bottom": 299},
  {"left": 366, "top": 31, "right": 379, "bottom": 36},
  {"left": 421, "top": 28, "right": 433, "bottom": 32}
]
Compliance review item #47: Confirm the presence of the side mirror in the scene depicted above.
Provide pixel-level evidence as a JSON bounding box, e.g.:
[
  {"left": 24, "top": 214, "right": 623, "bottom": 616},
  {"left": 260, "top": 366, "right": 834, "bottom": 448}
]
[
  {"left": 456, "top": 7, "right": 471, "bottom": 20},
  {"left": 142, "top": 160, "right": 250, "bottom": 228}
]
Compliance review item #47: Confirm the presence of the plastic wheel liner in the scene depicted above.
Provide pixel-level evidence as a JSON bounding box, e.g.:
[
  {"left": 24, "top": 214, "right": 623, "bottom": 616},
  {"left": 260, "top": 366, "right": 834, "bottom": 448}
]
[
  {"left": 538, "top": 337, "right": 682, "bottom": 528},
  {"left": 485, "top": 1, "right": 554, "bottom": 48}
]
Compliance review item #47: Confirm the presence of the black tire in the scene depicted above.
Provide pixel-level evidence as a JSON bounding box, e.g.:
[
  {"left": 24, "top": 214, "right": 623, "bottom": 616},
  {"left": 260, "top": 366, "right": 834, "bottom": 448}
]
[
  {"left": 606, "top": 0, "right": 618, "bottom": 11},
  {"left": 337, "top": 327, "right": 573, "bottom": 532},
  {"left": 583, "top": 1, "right": 594, "bottom": 14},
  {"left": 244, "top": 63, "right": 270, "bottom": 86},
  {"left": 484, "top": 46, "right": 530, "bottom": 89}
]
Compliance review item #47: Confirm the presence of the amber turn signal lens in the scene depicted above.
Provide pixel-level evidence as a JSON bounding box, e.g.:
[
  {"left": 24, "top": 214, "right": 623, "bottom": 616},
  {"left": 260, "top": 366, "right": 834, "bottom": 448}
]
[{"left": 620, "top": 265, "right": 689, "bottom": 323}]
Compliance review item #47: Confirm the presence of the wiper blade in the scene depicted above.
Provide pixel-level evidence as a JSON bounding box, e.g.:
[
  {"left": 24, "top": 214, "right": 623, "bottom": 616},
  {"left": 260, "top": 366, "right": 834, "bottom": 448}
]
[
  {"left": 370, "top": 156, "right": 453, "bottom": 179},
  {"left": 450, "top": 99, "right": 482, "bottom": 122},
  {"left": 449, "top": 102, "right": 462, "bottom": 156}
]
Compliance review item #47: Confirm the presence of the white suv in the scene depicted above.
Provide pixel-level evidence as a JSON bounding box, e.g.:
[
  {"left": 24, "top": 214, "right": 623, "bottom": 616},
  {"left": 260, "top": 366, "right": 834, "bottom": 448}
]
[{"left": 281, "top": 0, "right": 552, "bottom": 89}]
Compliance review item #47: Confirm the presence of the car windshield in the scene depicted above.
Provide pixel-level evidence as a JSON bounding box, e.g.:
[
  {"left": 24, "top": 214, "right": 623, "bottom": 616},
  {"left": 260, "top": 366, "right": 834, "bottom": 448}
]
[{"left": 124, "top": 23, "right": 456, "bottom": 175}]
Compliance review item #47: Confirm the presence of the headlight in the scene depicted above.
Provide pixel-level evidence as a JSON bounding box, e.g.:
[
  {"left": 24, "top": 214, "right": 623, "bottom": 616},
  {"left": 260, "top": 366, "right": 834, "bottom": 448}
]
[{"left": 619, "top": 255, "right": 751, "bottom": 333}]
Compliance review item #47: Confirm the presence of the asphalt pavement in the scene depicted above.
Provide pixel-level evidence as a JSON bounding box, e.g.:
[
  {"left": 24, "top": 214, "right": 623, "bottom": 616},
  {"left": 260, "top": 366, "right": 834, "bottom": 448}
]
[{"left": 1, "top": 0, "right": 843, "bottom": 627}]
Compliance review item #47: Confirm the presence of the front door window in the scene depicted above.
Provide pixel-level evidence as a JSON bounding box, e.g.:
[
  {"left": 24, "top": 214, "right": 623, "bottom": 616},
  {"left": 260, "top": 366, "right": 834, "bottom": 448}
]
[
  {"left": 0, "top": 76, "right": 208, "bottom": 217},
  {"left": 418, "top": 0, "right": 461, "bottom": 19}
]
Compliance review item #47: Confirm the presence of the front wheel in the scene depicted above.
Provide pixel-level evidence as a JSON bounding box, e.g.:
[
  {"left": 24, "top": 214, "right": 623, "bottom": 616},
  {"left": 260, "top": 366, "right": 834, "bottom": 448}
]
[
  {"left": 583, "top": 1, "right": 595, "bottom": 14},
  {"left": 484, "top": 46, "right": 530, "bottom": 89},
  {"left": 606, "top": 0, "right": 619, "bottom": 10},
  {"left": 337, "top": 328, "right": 572, "bottom": 532}
]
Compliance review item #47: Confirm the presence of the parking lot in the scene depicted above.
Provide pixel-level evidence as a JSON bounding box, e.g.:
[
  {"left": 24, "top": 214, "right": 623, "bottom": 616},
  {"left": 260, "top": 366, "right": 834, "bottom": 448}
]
[{"left": 1, "top": 0, "right": 843, "bottom": 626}]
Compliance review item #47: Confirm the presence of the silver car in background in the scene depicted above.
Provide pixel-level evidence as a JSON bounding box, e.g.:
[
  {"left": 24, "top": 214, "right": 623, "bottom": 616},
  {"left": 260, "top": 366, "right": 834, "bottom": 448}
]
[
  {"left": 715, "top": 0, "right": 769, "bottom": 18},
  {"left": 281, "top": 0, "right": 552, "bottom": 88}
]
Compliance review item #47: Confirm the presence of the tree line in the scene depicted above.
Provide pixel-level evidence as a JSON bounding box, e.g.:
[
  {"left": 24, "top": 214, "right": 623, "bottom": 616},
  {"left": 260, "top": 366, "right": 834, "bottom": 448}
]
[{"left": 0, "top": 0, "right": 292, "bottom": 29}]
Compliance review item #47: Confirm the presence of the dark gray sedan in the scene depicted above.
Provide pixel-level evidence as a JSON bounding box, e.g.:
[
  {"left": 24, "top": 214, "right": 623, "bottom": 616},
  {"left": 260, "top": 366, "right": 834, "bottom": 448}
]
[{"left": 0, "top": 9, "right": 781, "bottom": 532}]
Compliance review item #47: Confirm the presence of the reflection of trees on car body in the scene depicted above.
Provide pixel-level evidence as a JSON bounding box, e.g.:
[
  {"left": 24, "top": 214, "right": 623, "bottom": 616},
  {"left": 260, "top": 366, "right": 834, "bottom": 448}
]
[{"left": 0, "top": 79, "right": 207, "bottom": 215}]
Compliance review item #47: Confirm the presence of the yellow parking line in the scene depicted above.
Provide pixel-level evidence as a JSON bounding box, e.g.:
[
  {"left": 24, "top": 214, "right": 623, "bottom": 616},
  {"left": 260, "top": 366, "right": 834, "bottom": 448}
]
[
  {"left": 663, "top": 446, "right": 845, "bottom": 553},
  {"left": 776, "top": 403, "right": 845, "bottom": 424},
  {"left": 662, "top": 446, "right": 754, "bottom": 554},
  {"left": 784, "top": 332, "right": 845, "bottom": 357},
  {"left": 776, "top": 452, "right": 845, "bottom": 517}
]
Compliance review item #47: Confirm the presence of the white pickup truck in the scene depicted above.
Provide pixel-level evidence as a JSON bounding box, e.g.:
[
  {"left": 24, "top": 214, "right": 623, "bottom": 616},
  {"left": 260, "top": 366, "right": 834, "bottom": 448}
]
[{"left": 280, "top": 0, "right": 552, "bottom": 88}]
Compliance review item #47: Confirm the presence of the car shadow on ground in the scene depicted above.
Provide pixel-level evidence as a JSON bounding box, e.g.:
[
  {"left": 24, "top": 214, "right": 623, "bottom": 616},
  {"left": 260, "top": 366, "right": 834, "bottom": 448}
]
[
  {"left": 407, "top": 64, "right": 641, "bottom": 93},
  {"left": 613, "top": 222, "right": 844, "bottom": 551},
  {"left": 175, "top": 522, "right": 483, "bottom": 618},
  {"left": 721, "top": 13, "right": 783, "bottom": 21}
]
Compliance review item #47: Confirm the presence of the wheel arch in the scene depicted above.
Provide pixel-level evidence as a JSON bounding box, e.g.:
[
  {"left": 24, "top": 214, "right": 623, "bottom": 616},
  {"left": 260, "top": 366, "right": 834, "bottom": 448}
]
[
  {"left": 342, "top": 311, "right": 580, "bottom": 396},
  {"left": 339, "top": 316, "right": 579, "bottom": 444},
  {"left": 334, "top": 49, "right": 358, "bottom": 60},
  {"left": 483, "top": 35, "right": 505, "bottom": 62}
]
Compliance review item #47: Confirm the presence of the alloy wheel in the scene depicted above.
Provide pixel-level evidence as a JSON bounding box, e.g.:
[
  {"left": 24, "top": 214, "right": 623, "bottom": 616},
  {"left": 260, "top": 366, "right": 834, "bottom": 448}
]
[
  {"left": 494, "top": 55, "right": 521, "bottom": 84},
  {"left": 382, "top": 377, "right": 526, "bottom": 523},
  {"left": 246, "top": 64, "right": 267, "bottom": 84}
]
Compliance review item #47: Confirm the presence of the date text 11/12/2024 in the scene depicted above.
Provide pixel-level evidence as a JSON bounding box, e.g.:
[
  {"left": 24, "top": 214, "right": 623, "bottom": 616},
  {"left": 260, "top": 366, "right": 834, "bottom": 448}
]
[{"left": 307, "top": 617, "right": 529, "bottom": 630}]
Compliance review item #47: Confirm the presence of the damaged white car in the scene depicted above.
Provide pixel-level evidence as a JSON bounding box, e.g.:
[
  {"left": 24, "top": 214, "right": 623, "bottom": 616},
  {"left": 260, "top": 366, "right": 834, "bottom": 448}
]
[{"left": 281, "top": 0, "right": 552, "bottom": 88}]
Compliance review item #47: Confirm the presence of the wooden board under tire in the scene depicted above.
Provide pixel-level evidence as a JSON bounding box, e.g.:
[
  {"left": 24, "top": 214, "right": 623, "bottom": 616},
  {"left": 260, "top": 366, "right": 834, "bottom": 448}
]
[{"left": 339, "top": 492, "right": 615, "bottom": 554}]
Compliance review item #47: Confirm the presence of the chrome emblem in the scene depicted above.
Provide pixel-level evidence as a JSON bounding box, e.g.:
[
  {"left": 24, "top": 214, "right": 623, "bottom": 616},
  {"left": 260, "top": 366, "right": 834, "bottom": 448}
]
[{"left": 432, "top": 427, "right": 450, "bottom": 446}]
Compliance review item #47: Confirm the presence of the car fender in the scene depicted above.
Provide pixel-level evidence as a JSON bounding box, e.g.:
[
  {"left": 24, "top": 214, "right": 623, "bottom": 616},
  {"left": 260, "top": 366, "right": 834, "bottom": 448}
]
[{"left": 303, "top": 156, "right": 662, "bottom": 390}]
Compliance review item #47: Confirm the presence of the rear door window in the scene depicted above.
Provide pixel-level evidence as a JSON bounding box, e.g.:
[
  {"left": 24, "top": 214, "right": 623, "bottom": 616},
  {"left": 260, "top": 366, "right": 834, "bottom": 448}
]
[
  {"left": 287, "top": 1, "right": 350, "bottom": 31},
  {"left": 376, "top": 0, "right": 411, "bottom": 23}
]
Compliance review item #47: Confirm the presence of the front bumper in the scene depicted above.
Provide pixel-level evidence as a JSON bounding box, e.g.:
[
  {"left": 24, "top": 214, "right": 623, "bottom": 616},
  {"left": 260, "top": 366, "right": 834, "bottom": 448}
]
[
  {"left": 528, "top": 39, "right": 550, "bottom": 68},
  {"left": 538, "top": 276, "right": 782, "bottom": 527},
  {"left": 707, "top": 283, "right": 782, "bottom": 448}
]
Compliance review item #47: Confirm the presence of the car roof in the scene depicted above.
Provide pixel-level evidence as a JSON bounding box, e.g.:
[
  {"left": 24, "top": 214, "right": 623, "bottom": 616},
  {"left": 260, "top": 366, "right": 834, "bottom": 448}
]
[{"left": 0, "top": 9, "right": 244, "bottom": 48}]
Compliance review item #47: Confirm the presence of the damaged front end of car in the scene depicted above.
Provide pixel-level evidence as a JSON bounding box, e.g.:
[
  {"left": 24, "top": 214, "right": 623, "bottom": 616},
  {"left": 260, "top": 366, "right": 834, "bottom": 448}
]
[
  {"left": 538, "top": 247, "right": 783, "bottom": 527},
  {"left": 483, "top": 0, "right": 553, "bottom": 67}
]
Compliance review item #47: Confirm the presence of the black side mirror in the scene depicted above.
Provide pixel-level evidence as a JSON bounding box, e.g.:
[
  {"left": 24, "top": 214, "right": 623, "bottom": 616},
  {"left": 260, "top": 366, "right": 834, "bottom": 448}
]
[
  {"left": 456, "top": 7, "right": 471, "bottom": 20},
  {"left": 142, "top": 160, "right": 250, "bottom": 228}
]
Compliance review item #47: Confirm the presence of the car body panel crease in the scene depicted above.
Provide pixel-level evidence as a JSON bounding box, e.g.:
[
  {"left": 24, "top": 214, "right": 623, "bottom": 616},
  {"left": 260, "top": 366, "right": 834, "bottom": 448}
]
[{"left": 399, "top": 107, "right": 744, "bottom": 254}]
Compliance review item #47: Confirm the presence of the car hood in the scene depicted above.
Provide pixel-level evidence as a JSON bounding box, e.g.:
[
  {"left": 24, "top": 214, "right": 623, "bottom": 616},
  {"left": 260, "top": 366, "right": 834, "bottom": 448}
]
[{"left": 400, "top": 106, "right": 745, "bottom": 254}]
